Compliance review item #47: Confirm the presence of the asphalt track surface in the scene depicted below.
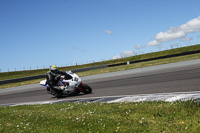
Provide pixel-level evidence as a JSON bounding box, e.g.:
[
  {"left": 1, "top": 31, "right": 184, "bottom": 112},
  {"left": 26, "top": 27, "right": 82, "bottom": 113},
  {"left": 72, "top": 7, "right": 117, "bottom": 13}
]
[{"left": 0, "top": 59, "right": 200, "bottom": 105}]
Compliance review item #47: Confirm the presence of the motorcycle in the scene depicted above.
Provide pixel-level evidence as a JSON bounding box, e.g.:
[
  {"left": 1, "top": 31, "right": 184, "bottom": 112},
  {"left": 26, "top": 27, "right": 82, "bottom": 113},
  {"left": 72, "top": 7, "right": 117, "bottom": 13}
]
[{"left": 39, "top": 71, "right": 92, "bottom": 97}]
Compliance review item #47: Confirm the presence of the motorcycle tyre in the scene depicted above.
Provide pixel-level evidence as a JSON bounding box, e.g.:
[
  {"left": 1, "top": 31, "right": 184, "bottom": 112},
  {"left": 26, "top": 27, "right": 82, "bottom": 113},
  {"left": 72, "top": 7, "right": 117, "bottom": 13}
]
[
  {"left": 50, "top": 88, "right": 63, "bottom": 98},
  {"left": 54, "top": 89, "right": 63, "bottom": 98},
  {"left": 81, "top": 83, "right": 92, "bottom": 94},
  {"left": 46, "top": 87, "right": 51, "bottom": 94},
  {"left": 74, "top": 88, "right": 81, "bottom": 94}
]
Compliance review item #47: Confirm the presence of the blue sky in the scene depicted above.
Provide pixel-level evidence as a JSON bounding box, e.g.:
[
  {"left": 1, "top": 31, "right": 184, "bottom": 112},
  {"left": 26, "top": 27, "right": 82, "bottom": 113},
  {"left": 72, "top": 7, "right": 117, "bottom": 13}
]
[{"left": 1, "top": 0, "right": 200, "bottom": 72}]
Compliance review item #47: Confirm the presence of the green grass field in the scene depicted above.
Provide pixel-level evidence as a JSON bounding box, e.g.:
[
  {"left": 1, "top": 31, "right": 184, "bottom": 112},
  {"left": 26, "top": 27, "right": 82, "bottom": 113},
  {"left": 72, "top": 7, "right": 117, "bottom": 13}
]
[{"left": 0, "top": 101, "right": 200, "bottom": 132}]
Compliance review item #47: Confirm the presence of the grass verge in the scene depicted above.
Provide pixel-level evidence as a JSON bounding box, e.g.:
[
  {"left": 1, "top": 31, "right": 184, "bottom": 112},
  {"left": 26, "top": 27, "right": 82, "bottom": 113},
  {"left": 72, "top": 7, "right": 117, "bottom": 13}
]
[{"left": 0, "top": 101, "right": 200, "bottom": 132}]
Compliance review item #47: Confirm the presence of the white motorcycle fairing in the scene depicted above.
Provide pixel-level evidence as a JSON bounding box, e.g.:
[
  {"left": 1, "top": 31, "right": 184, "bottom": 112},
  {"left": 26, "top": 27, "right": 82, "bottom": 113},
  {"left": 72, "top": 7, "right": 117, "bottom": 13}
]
[{"left": 39, "top": 71, "right": 92, "bottom": 96}]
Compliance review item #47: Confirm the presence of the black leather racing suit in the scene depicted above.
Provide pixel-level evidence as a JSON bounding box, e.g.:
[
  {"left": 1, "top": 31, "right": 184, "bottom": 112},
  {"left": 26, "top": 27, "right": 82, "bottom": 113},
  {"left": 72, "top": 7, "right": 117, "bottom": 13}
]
[{"left": 46, "top": 70, "right": 72, "bottom": 96}]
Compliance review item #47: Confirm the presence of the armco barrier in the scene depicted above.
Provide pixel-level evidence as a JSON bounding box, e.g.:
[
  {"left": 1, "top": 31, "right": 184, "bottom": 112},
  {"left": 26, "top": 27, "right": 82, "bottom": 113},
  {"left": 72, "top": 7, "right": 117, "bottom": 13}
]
[
  {"left": 71, "top": 65, "right": 108, "bottom": 73},
  {"left": 0, "top": 75, "right": 45, "bottom": 85},
  {"left": 108, "top": 50, "right": 200, "bottom": 67},
  {"left": 1, "top": 50, "right": 200, "bottom": 85},
  {"left": 129, "top": 49, "right": 200, "bottom": 64}
]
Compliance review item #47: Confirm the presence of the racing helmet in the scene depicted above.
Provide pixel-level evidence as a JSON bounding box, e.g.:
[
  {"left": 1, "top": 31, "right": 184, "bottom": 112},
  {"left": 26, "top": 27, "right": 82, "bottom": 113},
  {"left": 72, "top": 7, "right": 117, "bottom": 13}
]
[{"left": 50, "top": 65, "right": 58, "bottom": 74}]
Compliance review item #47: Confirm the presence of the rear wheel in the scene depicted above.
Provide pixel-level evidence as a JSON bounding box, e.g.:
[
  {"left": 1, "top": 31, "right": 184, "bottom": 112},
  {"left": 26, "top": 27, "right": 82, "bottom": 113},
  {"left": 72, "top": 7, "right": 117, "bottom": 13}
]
[{"left": 81, "top": 83, "right": 92, "bottom": 94}]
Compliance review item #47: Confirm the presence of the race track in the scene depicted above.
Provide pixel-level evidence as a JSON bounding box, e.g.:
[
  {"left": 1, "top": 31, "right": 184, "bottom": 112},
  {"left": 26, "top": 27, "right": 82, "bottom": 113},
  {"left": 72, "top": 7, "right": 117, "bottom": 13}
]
[{"left": 0, "top": 59, "right": 200, "bottom": 105}]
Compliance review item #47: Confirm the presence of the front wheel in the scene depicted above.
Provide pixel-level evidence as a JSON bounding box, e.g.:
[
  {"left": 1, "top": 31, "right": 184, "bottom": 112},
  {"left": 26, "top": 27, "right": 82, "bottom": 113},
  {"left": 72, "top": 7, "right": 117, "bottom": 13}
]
[
  {"left": 81, "top": 83, "right": 92, "bottom": 94},
  {"left": 54, "top": 90, "right": 63, "bottom": 98},
  {"left": 47, "top": 87, "right": 51, "bottom": 94}
]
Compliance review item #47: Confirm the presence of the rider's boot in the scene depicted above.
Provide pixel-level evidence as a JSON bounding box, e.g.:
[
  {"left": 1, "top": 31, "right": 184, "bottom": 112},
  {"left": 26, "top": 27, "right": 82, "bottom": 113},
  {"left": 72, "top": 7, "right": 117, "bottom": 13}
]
[{"left": 50, "top": 87, "right": 63, "bottom": 98}]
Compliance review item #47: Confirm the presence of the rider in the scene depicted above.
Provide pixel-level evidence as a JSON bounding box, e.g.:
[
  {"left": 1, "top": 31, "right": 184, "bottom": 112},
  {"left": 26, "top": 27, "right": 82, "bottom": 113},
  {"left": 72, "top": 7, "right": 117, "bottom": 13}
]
[{"left": 46, "top": 65, "right": 72, "bottom": 97}]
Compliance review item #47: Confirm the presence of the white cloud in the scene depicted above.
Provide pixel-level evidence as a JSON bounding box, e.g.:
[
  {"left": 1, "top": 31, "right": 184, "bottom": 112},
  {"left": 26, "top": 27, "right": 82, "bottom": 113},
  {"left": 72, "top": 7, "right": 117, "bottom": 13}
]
[
  {"left": 179, "top": 16, "right": 200, "bottom": 33},
  {"left": 121, "top": 50, "right": 135, "bottom": 57},
  {"left": 113, "top": 55, "right": 121, "bottom": 59},
  {"left": 113, "top": 50, "right": 135, "bottom": 59},
  {"left": 180, "top": 37, "right": 192, "bottom": 41},
  {"left": 135, "top": 44, "right": 141, "bottom": 50},
  {"left": 147, "top": 16, "right": 200, "bottom": 46},
  {"left": 105, "top": 29, "right": 112, "bottom": 35},
  {"left": 172, "top": 43, "right": 180, "bottom": 47},
  {"left": 147, "top": 40, "right": 160, "bottom": 46},
  {"left": 155, "top": 31, "right": 185, "bottom": 42}
]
